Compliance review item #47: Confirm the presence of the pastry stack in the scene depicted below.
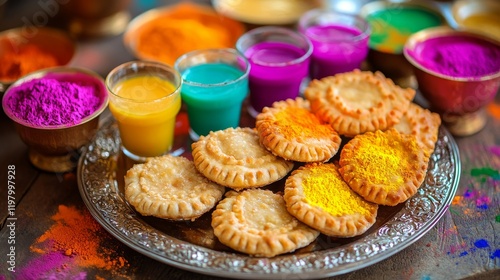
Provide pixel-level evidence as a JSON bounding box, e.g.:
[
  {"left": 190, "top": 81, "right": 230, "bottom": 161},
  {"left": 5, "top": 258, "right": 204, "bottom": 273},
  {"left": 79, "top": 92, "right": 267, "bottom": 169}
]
[{"left": 123, "top": 70, "right": 442, "bottom": 258}]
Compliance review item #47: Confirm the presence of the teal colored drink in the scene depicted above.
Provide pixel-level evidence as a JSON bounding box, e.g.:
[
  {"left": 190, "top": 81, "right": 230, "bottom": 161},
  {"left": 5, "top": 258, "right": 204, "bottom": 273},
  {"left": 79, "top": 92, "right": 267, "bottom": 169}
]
[{"left": 180, "top": 62, "right": 249, "bottom": 139}]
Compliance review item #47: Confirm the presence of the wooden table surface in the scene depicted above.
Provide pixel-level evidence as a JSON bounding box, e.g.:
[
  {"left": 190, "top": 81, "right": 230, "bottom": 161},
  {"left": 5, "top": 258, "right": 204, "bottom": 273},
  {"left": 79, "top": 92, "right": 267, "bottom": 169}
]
[{"left": 1, "top": 1, "right": 499, "bottom": 279}]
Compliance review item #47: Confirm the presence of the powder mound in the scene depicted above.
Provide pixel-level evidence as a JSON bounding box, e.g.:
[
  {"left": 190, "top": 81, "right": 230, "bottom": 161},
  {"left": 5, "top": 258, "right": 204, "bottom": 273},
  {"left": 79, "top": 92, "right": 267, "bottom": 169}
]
[
  {"left": 6, "top": 78, "right": 103, "bottom": 127},
  {"left": 429, "top": 42, "right": 500, "bottom": 77},
  {"left": 417, "top": 36, "right": 500, "bottom": 78}
]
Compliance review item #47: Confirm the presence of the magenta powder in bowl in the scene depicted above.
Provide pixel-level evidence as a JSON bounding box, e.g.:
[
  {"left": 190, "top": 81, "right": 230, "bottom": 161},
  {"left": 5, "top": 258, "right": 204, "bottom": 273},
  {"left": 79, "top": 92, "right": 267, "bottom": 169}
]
[
  {"left": 403, "top": 27, "right": 500, "bottom": 136},
  {"left": 1, "top": 67, "right": 109, "bottom": 172},
  {"left": 3, "top": 70, "right": 107, "bottom": 128},
  {"left": 406, "top": 31, "right": 500, "bottom": 79}
]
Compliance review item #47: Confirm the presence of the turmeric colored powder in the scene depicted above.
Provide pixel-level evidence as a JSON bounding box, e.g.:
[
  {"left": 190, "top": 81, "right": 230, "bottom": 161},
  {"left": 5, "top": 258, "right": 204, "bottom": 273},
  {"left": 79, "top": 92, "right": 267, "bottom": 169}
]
[
  {"left": 275, "top": 107, "right": 335, "bottom": 140},
  {"left": 347, "top": 131, "right": 419, "bottom": 191},
  {"left": 0, "top": 44, "right": 59, "bottom": 81},
  {"left": 302, "top": 164, "right": 376, "bottom": 217},
  {"left": 135, "top": 3, "right": 244, "bottom": 66}
]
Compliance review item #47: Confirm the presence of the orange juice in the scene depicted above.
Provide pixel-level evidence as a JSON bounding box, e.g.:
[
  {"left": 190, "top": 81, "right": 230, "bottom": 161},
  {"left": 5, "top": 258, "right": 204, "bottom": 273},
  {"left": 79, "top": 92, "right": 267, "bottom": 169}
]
[{"left": 109, "top": 75, "right": 181, "bottom": 158}]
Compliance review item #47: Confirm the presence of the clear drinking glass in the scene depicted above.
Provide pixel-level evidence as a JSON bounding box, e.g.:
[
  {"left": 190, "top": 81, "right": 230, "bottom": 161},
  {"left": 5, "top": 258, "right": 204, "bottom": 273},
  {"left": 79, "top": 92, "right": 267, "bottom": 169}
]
[
  {"left": 175, "top": 48, "right": 250, "bottom": 141},
  {"left": 106, "top": 60, "right": 182, "bottom": 161}
]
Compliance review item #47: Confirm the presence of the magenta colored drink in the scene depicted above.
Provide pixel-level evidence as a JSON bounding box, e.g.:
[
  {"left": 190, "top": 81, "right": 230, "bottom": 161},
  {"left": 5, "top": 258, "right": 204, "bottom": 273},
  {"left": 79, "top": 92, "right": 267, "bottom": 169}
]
[
  {"left": 305, "top": 24, "right": 369, "bottom": 79},
  {"left": 244, "top": 41, "right": 310, "bottom": 113}
]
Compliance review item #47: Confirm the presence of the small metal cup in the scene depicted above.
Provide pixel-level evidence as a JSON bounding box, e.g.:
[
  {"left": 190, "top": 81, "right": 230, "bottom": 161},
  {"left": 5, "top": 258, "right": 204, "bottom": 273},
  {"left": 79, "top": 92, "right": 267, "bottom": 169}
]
[{"left": 404, "top": 27, "right": 500, "bottom": 136}]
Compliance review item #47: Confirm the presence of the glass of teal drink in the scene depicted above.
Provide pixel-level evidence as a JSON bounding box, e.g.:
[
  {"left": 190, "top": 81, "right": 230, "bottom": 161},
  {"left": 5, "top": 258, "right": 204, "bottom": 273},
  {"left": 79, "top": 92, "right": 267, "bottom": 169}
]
[
  {"left": 236, "top": 26, "right": 312, "bottom": 118},
  {"left": 174, "top": 48, "right": 250, "bottom": 141}
]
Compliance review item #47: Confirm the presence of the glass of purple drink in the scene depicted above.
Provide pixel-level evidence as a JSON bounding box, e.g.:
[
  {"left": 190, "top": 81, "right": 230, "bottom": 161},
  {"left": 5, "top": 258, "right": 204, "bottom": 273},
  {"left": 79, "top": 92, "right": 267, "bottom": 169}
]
[
  {"left": 236, "top": 26, "right": 312, "bottom": 118},
  {"left": 299, "top": 9, "right": 370, "bottom": 80}
]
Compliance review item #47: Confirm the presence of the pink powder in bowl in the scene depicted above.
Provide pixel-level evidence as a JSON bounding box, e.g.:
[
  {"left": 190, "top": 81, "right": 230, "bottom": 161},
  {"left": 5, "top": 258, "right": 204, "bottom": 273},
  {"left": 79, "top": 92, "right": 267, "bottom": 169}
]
[
  {"left": 2, "top": 70, "right": 107, "bottom": 128},
  {"left": 407, "top": 34, "right": 500, "bottom": 78}
]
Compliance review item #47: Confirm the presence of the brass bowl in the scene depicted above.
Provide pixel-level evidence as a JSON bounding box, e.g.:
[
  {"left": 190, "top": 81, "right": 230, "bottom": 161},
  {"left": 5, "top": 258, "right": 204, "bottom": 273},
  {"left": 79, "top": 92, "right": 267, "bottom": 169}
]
[
  {"left": 404, "top": 26, "right": 500, "bottom": 136},
  {"left": 2, "top": 67, "right": 109, "bottom": 172},
  {"left": 451, "top": 0, "right": 500, "bottom": 41},
  {"left": 123, "top": 2, "right": 245, "bottom": 66},
  {"left": 360, "top": 0, "right": 446, "bottom": 84},
  {"left": 0, "top": 27, "right": 76, "bottom": 92}
]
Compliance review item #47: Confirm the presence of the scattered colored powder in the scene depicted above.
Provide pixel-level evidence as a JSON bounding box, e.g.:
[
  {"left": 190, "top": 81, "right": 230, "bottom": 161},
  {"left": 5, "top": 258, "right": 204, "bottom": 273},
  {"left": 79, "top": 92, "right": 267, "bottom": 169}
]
[
  {"left": 475, "top": 195, "right": 491, "bottom": 209},
  {"left": 488, "top": 103, "right": 500, "bottom": 120},
  {"left": 16, "top": 251, "right": 76, "bottom": 279},
  {"left": 21, "top": 205, "right": 130, "bottom": 278},
  {"left": 463, "top": 189, "right": 473, "bottom": 198},
  {"left": 470, "top": 167, "right": 500, "bottom": 180},
  {"left": 459, "top": 251, "right": 469, "bottom": 257},
  {"left": 490, "top": 145, "right": 500, "bottom": 157},
  {"left": 0, "top": 44, "right": 59, "bottom": 81},
  {"left": 496, "top": 214, "right": 500, "bottom": 223},
  {"left": 491, "top": 249, "right": 500, "bottom": 259},
  {"left": 452, "top": 195, "right": 464, "bottom": 206},
  {"left": 473, "top": 239, "right": 490, "bottom": 249},
  {"left": 410, "top": 35, "right": 500, "bottom": 77},
  {"left": 4, "top": 76, "right": 104, "bottom": 127}
]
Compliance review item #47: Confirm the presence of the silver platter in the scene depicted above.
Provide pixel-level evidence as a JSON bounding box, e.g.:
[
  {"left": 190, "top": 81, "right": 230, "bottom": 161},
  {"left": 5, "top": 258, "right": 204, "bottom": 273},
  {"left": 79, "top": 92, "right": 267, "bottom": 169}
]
[{"left": 77, "top": 119, "right": 460, "bottom": 279}]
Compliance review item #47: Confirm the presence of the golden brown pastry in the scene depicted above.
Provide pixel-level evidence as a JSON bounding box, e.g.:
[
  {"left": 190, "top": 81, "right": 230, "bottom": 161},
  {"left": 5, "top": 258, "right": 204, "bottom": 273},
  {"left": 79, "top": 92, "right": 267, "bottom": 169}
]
[
  {"left": 211, "top": 189, "right": 319, "bottom": 257},
  {"left": 124, "top": 155, "right": 225, "bottom": 221},
  {"left": 304, "top": 70, "right": 415, "bottom": 137},
  {"left": 338, "top": 129, "right": 429, "bottom": 206},
  {"left": 284, "top": 163, "right": 378, "bottom": 237},
  {"left": 192, "top": 127, "right": 294, "bottom": 190},
  {"left": 392, "top": 102, "right": 441, "bottom": 156},
  {"left": 256, "top": 97, "right": 342, "bottom": 162}
]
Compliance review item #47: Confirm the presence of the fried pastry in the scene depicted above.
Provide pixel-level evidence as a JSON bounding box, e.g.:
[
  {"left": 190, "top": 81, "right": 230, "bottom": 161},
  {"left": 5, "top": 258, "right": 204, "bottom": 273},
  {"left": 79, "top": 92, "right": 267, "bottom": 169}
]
[
  {"left": 256, "top": 97, "right": 342, "bottom": 162},
  {"left": 392, "top": 102, "right": 441, "bottom": 156},
  {"left": 211, "top": 189, "right": 320, "bottom": 257},
  {"left": 339, "top": 129, "right": 429, "bottom": 206},
  {"left": 284, "top": 163, "right": 378, "bottom": 237},
  {"left": 304, "top": 70, "right": 415, "bottom": 137},
  {"left": 192, "top": 127, "right": 294, "bottom": 190},
  {"left": 124, "top": 155, "right": 225, "bottom": 221}
]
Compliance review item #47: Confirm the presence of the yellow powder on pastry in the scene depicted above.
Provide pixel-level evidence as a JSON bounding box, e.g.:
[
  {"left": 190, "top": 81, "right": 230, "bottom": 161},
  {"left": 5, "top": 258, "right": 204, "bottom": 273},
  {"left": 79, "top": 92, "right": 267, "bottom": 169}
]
[
  {"left": 275, "top": 107, "right": 335, "bottom": 140},
  {"left": 350, "top": 131, "right": 418, "bottom": 191},
  {"left": 302, "top": 164, "right": 375, "bottom": 217}
]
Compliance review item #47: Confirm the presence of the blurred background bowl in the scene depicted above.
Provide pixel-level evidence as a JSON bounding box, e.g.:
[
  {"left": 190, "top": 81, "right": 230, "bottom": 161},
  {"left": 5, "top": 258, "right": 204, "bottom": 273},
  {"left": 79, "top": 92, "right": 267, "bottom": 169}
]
[
  {"left": 404, "top": 26, "right": 500, "bottom": 136},
  {"left": 360, "top": 0, "right": 446, "bottom": 86},
  {"left": 1, "top": 67, "right": 109, "bottom": 172},
  {"left": 123, "top": 2, "right": 245, "bottom": 67},
  {"left": 212, "top": 0, "right": 324, "bottom": 26},
  {"left": 58, "top": 0, "right": 132, "bottom": 39},
  {"left": 0, "top": 27, "right": 76, "bottom": 92},
  {"left": 451, "top": 0, "right": 500, "bottom": 41}
]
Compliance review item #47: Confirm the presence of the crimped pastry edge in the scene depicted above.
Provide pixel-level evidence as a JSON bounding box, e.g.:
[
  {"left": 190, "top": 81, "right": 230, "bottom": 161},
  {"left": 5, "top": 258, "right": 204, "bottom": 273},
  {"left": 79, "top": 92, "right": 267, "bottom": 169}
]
[
  {"left": 124, "top": 156, "right": 225, "bottom": 221},
  {"left": 211, "top": 189, "right": 320, "bottom": 257},
  {"left": 192, "top": 127, "right": 294, "bottom": 189},
  {"left": 305, "top": 70, "right": 416, "bottom": 137},
  {"left": 338, "top": 129, "right": 429, "bottom": 206},
  {"left": 283, "top": 163, "right": 378, "bottom": 237},
  {"left": 256, "top": 97, "right": 341, "bottom": 162}
]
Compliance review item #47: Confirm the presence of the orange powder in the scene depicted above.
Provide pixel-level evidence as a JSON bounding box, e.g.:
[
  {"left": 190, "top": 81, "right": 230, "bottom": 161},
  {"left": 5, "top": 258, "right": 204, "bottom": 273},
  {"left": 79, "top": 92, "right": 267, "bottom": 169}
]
[
  {"left": 0, "top": 44, "right": 59, "bottom": 81},
  {"left": 487, "top": 103, "right": 500, "bottom": 120},
  {"left": 30, "top": 205, "right": 131, "bottom": 277},
  {"left": 135, "top": 3, "right": 244, "bottom": 66},
  {"left": 275, "top": 107, "right": 336, "bottom": 140}
]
